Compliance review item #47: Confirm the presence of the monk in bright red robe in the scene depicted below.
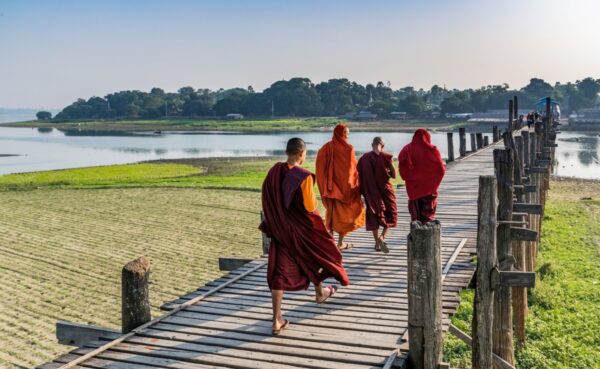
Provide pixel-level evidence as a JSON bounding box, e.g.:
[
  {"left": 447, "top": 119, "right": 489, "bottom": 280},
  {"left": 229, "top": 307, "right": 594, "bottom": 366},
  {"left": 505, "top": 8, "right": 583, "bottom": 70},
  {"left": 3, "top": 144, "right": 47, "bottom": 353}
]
[
  {"left": 316, "top": 123, "right": 366, "bottom": 250},
  {"left": 358, "top": 137, "right": 397, "bottom": 253},
  {"left": 398, "top": 129, "right": 446, "bottom": 223},
  {"left": 260, "top": 138, "right": 350, "bottom": 335}
]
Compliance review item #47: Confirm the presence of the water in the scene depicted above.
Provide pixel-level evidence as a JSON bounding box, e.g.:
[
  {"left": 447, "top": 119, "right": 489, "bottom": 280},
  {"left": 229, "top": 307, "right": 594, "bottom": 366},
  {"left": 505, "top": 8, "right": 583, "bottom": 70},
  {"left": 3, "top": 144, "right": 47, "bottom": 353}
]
[{"left": 0, "top": 127, "right": 598, "bottom": 179}]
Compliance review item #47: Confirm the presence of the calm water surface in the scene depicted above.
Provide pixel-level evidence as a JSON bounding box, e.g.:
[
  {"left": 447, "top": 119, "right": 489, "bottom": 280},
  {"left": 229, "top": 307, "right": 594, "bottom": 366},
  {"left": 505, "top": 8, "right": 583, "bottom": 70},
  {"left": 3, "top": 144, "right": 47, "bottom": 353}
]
[{"left": 0, "top": 127, "right": 598, "bottom": 179}]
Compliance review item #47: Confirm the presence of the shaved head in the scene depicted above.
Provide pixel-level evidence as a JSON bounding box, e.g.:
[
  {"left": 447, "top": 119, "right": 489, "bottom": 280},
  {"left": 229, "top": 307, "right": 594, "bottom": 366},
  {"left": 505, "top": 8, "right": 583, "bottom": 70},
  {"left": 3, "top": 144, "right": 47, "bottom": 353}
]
[{"left": 286, "top": 137, "right": 306, "bottom": 155}]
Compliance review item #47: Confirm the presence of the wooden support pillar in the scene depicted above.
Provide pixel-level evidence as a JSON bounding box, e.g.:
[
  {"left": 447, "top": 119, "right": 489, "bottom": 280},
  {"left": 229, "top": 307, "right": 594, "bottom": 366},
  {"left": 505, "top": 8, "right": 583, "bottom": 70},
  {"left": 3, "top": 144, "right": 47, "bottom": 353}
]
[
  {"left": 513, "top": 96, "right": 519, "bottom": 126},
  {"left": 512, "top": 136, "right": 528, "bottom": 346},
  {"left": 408, "top": 220, "right": 443, "bottom": 369},
  {"left": 493, "top": 126, "right": 499, "bottom": 142},
  {"left": 122, "top": 256, "right": 151, "bottom": 334},
  {"left": 493, "top": 149, "right": 515, "bottom": 367},
  {"left": 447, "top": 132, "right": 455, "bottom": 162},
  {"left": 544, "top": 97, "right": 551, "bottom": 148},
  {"left": 476, "top": 133, "right": 484, "bottom": 149},
  {"left": 260, "top": 211, "right": 270, "bottom": 255},
  {"left": 472, "top": 176, "right": 498, "bottom": 369},
  {"left": 484, "top": 136, "right": 490, "bottom": 146},
  {"left": 471, "top": 133, "right": 477, "bottom": 152},
  {"left": 522, "top": 131, "right": 530, "bottom": 169},
  {"left": 508, "top": 99, "right": 514, "bottom": 133},
  {"left": 459, "top": 128, "right": 467, "bottom": 157}
]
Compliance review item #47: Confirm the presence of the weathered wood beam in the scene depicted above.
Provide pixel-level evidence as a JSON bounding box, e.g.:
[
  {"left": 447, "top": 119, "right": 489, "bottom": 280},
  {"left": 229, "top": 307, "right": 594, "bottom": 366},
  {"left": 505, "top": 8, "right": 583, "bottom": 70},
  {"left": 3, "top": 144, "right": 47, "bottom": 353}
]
[
  {"left": 56, "top": 321, "right": 120, "bottom": 347},
  {"left": 510, "top": 227, "right": 538, "bottom": 241},
  {"left": 492, "top": 270, "right": 536, "bottom": 288},
  {"left": 449, "top": 324, "right": 517, "bottom": 369},
  {"left": 513, "top": 203, "right": 542, "bottom": 215},
  {"left": 219, "top": 257, "right": 255, "bottom": 271}
]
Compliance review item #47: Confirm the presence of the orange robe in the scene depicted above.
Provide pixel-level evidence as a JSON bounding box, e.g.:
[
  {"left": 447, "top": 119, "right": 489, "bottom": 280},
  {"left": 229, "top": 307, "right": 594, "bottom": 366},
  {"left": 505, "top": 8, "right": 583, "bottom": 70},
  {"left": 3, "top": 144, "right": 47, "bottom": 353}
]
[{"left": 315, "top": 124, "right": 365, "bottom": 235}]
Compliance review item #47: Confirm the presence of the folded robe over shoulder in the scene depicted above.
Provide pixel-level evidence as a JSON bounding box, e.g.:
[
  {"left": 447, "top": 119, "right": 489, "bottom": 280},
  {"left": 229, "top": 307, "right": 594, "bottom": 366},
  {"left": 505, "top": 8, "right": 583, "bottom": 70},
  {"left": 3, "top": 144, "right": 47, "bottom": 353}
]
[
  {"left": 358, "top": 151, "right": 398, "bottom": 231},
  {"left": 260, "top": 162, "right": 350, "bottom": 291},
  {"left": 315, "top": 124, "right": 365, "bottom": 235}
]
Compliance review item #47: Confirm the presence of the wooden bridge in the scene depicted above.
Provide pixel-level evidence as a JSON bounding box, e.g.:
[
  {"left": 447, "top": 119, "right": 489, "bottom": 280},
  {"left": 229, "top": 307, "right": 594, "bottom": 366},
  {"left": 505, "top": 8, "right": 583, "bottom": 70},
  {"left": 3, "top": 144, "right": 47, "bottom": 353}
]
[
  {"left": 40, "top": 143, "right": 497, "bottom": 369},
  {"left": 40, "top": 97, "right": 557, "bottom": 369}
]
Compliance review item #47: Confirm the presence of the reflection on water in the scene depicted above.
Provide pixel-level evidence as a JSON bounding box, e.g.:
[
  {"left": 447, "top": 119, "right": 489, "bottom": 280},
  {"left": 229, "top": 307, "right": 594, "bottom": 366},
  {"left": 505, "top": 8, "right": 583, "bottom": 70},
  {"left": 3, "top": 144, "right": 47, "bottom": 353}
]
[
  {"left": 554, "top": 132, "right": 600, "bottom": 178},
  {"left": 0, "top": 126, "right": 598, "bottom": 179}
]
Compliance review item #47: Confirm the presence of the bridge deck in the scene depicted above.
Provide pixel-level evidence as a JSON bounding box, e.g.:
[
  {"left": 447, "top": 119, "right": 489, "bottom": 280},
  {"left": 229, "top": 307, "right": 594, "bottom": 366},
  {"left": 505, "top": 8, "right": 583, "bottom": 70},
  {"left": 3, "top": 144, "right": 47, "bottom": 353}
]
[{"left": 40, "top": 143, "right": 497, "bottom": 369}]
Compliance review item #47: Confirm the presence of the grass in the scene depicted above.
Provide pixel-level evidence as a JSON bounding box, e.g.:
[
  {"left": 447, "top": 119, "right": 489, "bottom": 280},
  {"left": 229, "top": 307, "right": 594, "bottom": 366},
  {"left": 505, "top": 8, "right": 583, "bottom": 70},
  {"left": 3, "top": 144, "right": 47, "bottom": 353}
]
[
  {"left": 4, "top": 117, "right": 342, "bottom": 132},
  {"left": 3, "top": 117, "right": 467, "bottom": 132},
  {"left": 443, "top": 179, "right": 600, "bottom": 369},
  {"left": 0, "top": 157, "right": 404, "bottom": 191}
]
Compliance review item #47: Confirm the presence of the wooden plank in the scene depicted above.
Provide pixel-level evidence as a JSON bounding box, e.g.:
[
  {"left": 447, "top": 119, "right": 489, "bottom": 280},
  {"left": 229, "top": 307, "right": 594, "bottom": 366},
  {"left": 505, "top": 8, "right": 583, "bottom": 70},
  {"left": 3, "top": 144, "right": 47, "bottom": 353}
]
[
  {"left": 442, "top": 238, "right": 468, "bottom": 281},
  {"left": 510, "top": 227, "right": 538, "bottom": 241},
  {"left": 513, "top": 203, "right": 542, "bottom": 215},
  {"left": 493, "top": 270, "right": 536, "bottom": 288},
  {"left": 218, "top": 257, "right": 254, "bottom": 271},
  {"left": 448, "top": 324, "right": 516, "bottom": 369},
  {"left": 56, "top": 321, "right": 120, "bottom": 347}
]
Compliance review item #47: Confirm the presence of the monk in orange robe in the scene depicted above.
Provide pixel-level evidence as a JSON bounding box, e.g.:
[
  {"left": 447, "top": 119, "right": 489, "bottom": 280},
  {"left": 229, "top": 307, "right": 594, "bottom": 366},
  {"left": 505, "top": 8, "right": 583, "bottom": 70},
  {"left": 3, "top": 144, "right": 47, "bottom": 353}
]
[
  {"left": 316, "top": 123, "right": 366, "bottom": 250},
  {"left": 260, "top": 138, "right": 350, "bottom": 335}
]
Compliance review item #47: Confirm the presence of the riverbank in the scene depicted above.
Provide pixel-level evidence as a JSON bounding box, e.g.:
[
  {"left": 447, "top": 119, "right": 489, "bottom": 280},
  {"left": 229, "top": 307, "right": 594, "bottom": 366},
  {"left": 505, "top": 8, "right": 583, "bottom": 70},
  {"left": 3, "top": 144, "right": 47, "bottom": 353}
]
[
  {"left": 443, "top": 178, "right": 600, "bottom": 368},
  {"left": 2, "top": 117, "right": 467, "bottom": 133}
]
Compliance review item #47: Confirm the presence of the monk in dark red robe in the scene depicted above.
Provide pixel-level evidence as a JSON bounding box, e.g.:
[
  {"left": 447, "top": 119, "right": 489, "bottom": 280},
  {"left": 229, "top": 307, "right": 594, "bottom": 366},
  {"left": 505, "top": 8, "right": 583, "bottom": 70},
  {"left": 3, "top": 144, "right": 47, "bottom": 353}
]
[
  {"left": 358, "top": 137, "right": 397, "bottom": 253},
  {"left": 398, "top": 129, "right": 446, "bottom": 223},
  {"left": 260, "top": 138, "right": 350, "bottom": 335},
  {"left": 316, "top": 123, "right": 365, "bottom": 250}
]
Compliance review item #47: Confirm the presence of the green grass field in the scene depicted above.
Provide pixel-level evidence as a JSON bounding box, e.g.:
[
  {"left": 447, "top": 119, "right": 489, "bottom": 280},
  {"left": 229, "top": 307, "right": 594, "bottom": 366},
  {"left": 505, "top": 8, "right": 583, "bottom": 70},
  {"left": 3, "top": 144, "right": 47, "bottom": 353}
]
[
  {"left": 443, "top": 179, "right": 600, "bottom": 369},
  {"left": 4, "top": 117, "right": 342, "bottom": 132},
  {"left": 3, "top": 116, "right": 466, "bottom": 133}
]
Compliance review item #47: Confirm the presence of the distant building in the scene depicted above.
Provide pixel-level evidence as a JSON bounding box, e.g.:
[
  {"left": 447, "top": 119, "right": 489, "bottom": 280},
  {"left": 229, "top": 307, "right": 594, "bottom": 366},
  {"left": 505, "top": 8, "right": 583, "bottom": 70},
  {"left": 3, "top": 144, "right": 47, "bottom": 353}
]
[
  {"left": 355, "top": 111, "right": 377, "bottom": 121},
  {"left": 446, "top": 113, "right": 473, "bottom": 119},
  {"left": 225, "top": 113, "right": 244, "bottom": 120},
  {"left": 569, "top": 107, "right": 600, "bottom": 129},
  {"left": 390, "top": 111, "right": 407, "bottom": 120}
]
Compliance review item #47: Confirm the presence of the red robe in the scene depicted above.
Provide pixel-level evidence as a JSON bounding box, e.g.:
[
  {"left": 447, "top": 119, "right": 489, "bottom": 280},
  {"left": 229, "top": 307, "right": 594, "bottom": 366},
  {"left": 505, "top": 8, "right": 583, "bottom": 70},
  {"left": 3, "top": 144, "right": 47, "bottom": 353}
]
[
  {"left": 357, "top": 151, "right": 398, "bottom": 231},
  {"left": 398, "top": 129, "right": 446, "bottom": 201},
  {"left": 260, "top": 163, "right": 350, "bottom": 291}
]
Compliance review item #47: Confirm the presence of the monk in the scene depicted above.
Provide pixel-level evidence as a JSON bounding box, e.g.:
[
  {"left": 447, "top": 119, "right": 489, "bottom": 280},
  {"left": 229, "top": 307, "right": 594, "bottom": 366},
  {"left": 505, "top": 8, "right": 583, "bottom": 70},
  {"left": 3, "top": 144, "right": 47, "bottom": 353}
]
[
  {"left": 316, "top": 123, "right": 366, "bottom": 250},
  {"left": 260, "top": 137, "right": 350, "bottom": 335},
  {"left": 398, "top": 129, "right": 446, "bottom": 223},
  {"left": 358, "top": 137, "right": 397, "bottom": 253}
]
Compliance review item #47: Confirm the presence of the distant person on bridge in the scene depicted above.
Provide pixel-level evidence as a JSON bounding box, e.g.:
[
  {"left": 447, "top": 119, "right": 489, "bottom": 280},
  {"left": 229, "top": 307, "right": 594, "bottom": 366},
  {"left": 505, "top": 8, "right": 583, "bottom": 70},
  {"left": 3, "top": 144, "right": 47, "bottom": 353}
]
[
  {"left": 527, "top": 112, "right": 534, "bottom": 129},
  {"left": 316, "top": 123, "right": 366, "bottom": 250},
  {"left": 357, "top": 137, "right": 397, "bottom": 253},
  {"left": 260, "top": 138, "right": 350, "bottom": 335},
  {"left": 398, "top": 129, "right": 446, "bottom": 223}
]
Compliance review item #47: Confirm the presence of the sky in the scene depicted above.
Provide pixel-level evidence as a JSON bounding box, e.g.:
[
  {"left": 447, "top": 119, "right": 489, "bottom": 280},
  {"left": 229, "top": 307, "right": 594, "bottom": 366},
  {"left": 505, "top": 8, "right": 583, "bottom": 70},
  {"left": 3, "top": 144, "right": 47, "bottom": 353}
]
[{"left": 1, "top": 0, "right": 600, "bottom": 109}]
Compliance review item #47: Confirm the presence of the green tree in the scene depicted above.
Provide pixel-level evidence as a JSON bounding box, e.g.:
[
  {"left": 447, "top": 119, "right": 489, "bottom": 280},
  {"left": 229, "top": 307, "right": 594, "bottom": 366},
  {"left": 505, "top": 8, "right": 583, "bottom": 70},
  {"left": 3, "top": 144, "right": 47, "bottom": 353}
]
[
  {"left": 36, "top": 111, "right": 52, "bottom": 120},
  {"left": 576, "top": 78, "right": 600, "bottom": 101}
]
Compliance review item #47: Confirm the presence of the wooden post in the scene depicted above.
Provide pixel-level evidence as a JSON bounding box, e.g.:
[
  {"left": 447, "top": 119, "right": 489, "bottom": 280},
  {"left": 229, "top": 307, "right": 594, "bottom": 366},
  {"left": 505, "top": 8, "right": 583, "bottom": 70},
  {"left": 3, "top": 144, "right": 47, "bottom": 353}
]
[
  {"left": 472, "top": 176, "right": 498, "bottom": 369},
  {"left": 122, "top": 256, "right": 151, "bottom": 333},
  {"left": 513, "top": 95, "right": 519, "bottom": 123},
  {"left": 512, "top": 136, "right": 527, "bottom": 346},
  {"left": 493, "top": 126, "right": 499, "bottom": 142},
  {"left": 484, "top": 136, "right": 490, "bottom": 146},
  {"left": 408, "top": 220, "right": 443, "bottom": 369},
  {"left": 447, "top": 132, "right": 455, "bottom": 162},
  {"left": 508, "top": 100, "right": 514, "bottom": 133},
  {"left": 493, "top": 149, "right": 515, "bottom": 366},
  {"left": 459, "top": 128, "right": 467, "bottom": 157},
  {"left": 260, "top": 211, "right": 271, "bottom": 255},
  {"left": 476, "top": 133, "right": 484, "bottom": 149},
  {"left": 522, "top": 131, "right": 530, "bottom": 169},
  {"left": 471, "top": 133, "right": 477, "bottom": 152},
  {"left": 544, "top": 97, "right": 551, "bottom": 148}
]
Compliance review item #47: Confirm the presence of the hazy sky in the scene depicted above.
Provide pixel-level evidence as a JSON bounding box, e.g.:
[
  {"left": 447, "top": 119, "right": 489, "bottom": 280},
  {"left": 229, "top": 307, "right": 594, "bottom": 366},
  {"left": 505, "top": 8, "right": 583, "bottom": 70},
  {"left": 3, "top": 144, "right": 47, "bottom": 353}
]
[{"left": 1, "top": 0, "right": 599, "bottom": 109}]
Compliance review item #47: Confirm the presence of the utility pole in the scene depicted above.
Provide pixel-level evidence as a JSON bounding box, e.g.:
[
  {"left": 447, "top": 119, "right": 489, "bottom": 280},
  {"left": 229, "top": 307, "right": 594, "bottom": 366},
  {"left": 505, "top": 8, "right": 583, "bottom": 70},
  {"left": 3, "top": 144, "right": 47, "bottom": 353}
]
[
  {"left": 271, "top": 100, "right": 274, "bottom": 118},
  {"left": 165, "top": 101, "right": 168, "bottom": 118}
]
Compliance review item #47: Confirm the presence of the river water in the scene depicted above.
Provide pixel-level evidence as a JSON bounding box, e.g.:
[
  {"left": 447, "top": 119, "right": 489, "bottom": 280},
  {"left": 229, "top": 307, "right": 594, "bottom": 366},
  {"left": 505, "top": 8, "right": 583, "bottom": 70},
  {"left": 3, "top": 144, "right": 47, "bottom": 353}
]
[{"left": 0, "top": 127, "right": 598, "bottom": 179}]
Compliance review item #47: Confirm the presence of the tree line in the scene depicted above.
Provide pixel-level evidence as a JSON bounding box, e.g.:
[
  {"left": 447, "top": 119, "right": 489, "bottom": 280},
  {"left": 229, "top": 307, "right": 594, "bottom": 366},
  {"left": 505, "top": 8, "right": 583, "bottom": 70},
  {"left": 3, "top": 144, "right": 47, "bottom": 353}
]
[{"left": 49, "top": 77, "right": 600, "bottom": 120}]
